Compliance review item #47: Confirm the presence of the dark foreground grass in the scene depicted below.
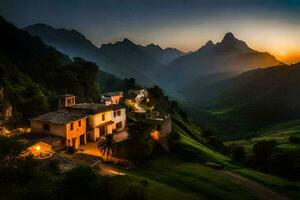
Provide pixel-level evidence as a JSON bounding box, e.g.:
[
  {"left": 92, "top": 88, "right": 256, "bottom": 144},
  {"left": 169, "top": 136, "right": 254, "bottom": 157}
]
[
  {"left": 233, "top": 168, "right": 300, "bottom": 200},
  {"left": 109, "top": 156, "right": 256, "bottom": 200}
]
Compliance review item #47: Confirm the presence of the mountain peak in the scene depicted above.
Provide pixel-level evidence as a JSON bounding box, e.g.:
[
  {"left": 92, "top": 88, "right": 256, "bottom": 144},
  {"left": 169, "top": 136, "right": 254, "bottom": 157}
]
[
  {"left": 222, "top": 32, "right": 237, "bottom": 42},
  {"left": 121, "top": 38, "right": 136, "bottom": 45},
  {"left": 146, "top": 43, "right": 162, "bottom": 50},
  {"left": 205, "top": 40, "right": 215, "bottom": 47}
]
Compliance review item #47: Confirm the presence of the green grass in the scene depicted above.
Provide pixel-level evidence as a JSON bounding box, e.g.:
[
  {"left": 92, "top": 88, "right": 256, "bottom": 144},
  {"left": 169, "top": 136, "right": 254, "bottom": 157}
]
[
  {"left": 171, "top": 113, "right": 236, "bottom": 168},
  {"left": 233, "top": 168, "right": 300, "bottom": 200},
  {"left": 109, "top": 156, "right": 256, "bottom": 200},
  {"left": 226, "top": 120, "right": 300, "bottom": 152}
]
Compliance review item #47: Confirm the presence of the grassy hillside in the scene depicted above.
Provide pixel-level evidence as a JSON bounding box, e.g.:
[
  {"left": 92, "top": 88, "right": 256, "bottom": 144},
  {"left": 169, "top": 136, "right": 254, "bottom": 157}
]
[
  {"left": 227, "top": 120, "right": 300, "bottom": 153},
  {"left": 109, "top": 156, "right": 256, "bottom": 200},
  {"left": 184, "top": 63, "right": 300, "bottom": 140}
]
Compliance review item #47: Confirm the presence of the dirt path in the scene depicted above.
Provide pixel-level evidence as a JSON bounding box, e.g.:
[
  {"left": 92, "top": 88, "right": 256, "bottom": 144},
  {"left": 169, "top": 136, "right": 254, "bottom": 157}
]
[{"left": 219, "top": 170, "right": 290, "bottom": 200}]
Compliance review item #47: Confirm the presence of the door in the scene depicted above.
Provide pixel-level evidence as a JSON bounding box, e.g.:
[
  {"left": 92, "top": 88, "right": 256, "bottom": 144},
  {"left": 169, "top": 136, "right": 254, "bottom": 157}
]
[
  {"left": 72, "top": 138, "right": 76, "bottom": 149},
  {"left": 99, "top": 126, "right": 107, "bottom": 137},
  {"left": 80, "top": 134, "right": 85, "bottom": 145}
]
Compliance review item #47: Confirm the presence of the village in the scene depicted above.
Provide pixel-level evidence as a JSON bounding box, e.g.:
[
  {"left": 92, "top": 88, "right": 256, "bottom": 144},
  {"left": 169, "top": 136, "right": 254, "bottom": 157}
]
[{"left": 16, "top": 88, "right": 172, "bottom": 174}]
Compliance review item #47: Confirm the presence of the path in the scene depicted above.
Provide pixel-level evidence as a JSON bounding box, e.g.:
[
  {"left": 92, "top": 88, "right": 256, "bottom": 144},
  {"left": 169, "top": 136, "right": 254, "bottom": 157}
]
[{"left": 219, "top": 170, "right": 290, "bottom": 200}]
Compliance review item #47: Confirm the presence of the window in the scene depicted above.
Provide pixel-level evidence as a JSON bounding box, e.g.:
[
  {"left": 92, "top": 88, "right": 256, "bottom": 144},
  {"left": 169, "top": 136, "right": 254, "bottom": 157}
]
[
  {"left": 43, "top": 124, "right": 50, "bottom": 131},
  {"left": 102, "top": 114, "right": 105, "bottom": 121},
  {"left": 114, "top": 112, "right": 117, "bottom": 118},
  {"left": 117, "top": 110, "right": 121, "bottom": 116},
  {"left": 78, "top": 120, "right": 81, "bottom": 127},
  {"left": 70, "top": 123, "right": 74, "bottom": 130},
  {"left": 116, "top": 122, "right": 122, "bottom": 129}
]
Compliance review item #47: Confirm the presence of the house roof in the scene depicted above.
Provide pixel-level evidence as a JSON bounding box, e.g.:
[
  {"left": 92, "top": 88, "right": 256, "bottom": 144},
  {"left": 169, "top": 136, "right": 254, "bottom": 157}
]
[
  {"left": 68, "top": 103, "right": 125, "bottom": 114},
  {"left": 58, "top": 94, "right": 76, "bottom": 98},
  {"left": 31, "top": 109, "right": 87, "bottom": 124},
  {"left": 101, "top": 91, "right": 123, "bottom": 97}
]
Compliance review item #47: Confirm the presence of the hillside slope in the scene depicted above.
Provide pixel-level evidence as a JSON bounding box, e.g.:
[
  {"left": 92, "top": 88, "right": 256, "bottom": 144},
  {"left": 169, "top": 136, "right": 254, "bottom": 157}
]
[
  {"left": 185, "top": 63, "right": 300, "bottom": 139},
  {"left": 0, "top": 17, "right": 122, "bottom": 121}
]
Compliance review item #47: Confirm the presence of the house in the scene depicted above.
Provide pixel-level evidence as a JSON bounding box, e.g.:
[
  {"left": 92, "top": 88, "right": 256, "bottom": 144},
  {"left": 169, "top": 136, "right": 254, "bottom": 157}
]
[
  {"left": 30, "top": 109, "right": 87, "bottom": 149},
  {"left": 67, "top": 103, "right": 126, "bottom": 141},
  {"left": 58, "top": 94, "right": 76, "bottom": 108},
  {"left": 127, "top": 88, "right": 148, "bottom": 103},
  {"left": 101, "top": 91, "right": 123, "bottom": 105},
  {"left": 30, "top": 94, "right": 127, "bottom": 148}
]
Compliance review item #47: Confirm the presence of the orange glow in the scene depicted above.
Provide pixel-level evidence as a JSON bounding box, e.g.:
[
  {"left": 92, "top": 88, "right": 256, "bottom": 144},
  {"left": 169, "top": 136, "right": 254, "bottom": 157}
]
[
  {"left": 35, "top": 145, "right": 41, "bottom": 151},
  {"left": 151, "top": 130, "right": 160, "bottom": 141}
]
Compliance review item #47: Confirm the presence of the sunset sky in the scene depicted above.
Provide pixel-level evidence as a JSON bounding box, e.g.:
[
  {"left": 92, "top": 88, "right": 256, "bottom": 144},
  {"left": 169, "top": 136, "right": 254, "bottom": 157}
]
[{"left": 1, "top": 0, "right": 300, "bottom": 63}]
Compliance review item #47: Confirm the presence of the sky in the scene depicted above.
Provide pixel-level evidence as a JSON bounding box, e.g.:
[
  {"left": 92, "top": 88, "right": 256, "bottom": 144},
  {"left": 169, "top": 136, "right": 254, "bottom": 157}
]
[{"left": 1, "top": 0, "right": 300, "bottom": 63}]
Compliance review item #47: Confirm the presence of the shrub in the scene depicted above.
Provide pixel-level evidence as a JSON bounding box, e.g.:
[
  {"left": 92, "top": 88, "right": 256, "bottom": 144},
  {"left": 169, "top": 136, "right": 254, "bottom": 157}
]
[
  {"left": 201, "top": 127, "right": 214, "bottom": 138},
  {"left": 123, "top": 183, "right": 147, "bottom": 200},
  {"left": 289, "top": 135, "right": 300, "bottom": 144},
  {"left": 231, "top": 145, "right": 246, "bottom": 162}
]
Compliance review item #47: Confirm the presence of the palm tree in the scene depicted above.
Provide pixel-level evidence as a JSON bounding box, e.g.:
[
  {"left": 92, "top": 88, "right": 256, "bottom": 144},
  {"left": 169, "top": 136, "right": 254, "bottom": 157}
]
[{"left": 97, "top": 134, "right": 118, "bottom": 162}]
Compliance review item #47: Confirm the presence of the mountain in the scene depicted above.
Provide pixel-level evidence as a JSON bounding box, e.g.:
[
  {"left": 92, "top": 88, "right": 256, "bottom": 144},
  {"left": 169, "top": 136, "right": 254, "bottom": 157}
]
[
  {"left": 24, "top": 24, "right": 99, "bottom": 64},
  {"left": 98, "top": 39, "right": 164, "bottom": 86},
  {"left": 24, "top": 24, "right": 165, "bottom": 86},
  {"left": 0, "top": 17, "right": 122, "bottom": 120},
  {"left": 140, "top": 43, "right": 186, "bottom": 65},
  {"left": 186, "top": 62, "right": 300, "bottom": 139},
  {"left": 166, "top": 32, "right": 282, "bottom": 87}
]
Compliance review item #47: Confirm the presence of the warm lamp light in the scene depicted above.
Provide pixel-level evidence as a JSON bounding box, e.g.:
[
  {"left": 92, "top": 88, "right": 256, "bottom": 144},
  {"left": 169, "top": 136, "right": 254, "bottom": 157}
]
[
  {"left": 151, "top": 130, "right": 160, "bottom": 141},
  {"left": 36, "top": 145, "right": 41, "bottom": 151}
]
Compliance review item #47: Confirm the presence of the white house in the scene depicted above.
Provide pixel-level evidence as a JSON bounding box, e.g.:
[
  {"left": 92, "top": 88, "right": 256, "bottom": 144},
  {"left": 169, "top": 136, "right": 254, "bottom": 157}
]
[{"left": 101, "top": 91, "right": 123, "bottom": 105}]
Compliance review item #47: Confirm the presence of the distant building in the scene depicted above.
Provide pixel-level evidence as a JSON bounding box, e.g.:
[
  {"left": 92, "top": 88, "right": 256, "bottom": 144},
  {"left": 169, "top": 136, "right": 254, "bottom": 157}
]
[
  {"left": 127, "top": 89, "right": 148, "bottom": 103},
  {"left": 101, "top": 91, "right": 123, "bottom": 105},
  {"left": 30, "top": 109, "right": 87, "bottom": 149}
]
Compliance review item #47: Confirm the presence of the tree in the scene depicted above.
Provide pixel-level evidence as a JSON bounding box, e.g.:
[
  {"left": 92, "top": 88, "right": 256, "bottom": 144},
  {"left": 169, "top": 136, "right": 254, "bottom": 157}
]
[
  {"left": 59, "top": 166, "right": 106, "bottom": 200},
  {"left": 97, "top": 134, "right": 118, "bottom": 162},
  {"left": 201, "top": 127, "right": 214, "bottom": 138},
  {"left": 252, "top": 140, "right": 276, "bottom": 171},
  {"left": 118, "top": 122, "right": 154, "bottom": 165},
  {"left": 231, "top": 145, "right": 246, "bottom": 162},
  {"left": 148, "top": 85, "right": 164, "bottom": 99},
  {"left": 124, "top": 78, "right": 136, "bottom": 92}
]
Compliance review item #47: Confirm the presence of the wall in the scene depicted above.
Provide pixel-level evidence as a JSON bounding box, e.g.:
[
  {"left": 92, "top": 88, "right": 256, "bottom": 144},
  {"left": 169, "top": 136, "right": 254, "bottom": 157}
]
[
  {"left": 88, "top": 110, "right": 112, "bottom": 128},
  {"left": 31, "top": 120, "right": 66, "bottom": 137},
  {"left": 66, "top": 118, "right": 87, "bottom": 149},
  {"left": 31, "top": 117, "right": 87, "bottom": 149},
  {"left": 88, "top": 111, "right": 113, "bottom": 141},
  {"left": 112, "top": 108, "right": 126, "bottom": 130}
]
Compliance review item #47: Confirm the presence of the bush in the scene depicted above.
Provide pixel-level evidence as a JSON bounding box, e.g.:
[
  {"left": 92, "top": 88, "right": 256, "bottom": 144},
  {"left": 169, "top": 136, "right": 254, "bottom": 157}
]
[
  {"left": 58, "top": 166, "right": 106, "bottom": 200},
  {"left": 251, "top": 140, "right": 276, "bottom": 171},
  {"left": 230, "top": 145, "right": 246, "bottom": 162},
  {"left": 201, "top": 127, "right": 214, "bottom": 138},
  {"left": 207, "top": 136, "right": 227, "bottom": 153},
  {"left": 123, "top": 183, "right": 147, "bottom": 200},
  {"left": 289, "top": 135, "right": 300, "bottom": 144}
]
